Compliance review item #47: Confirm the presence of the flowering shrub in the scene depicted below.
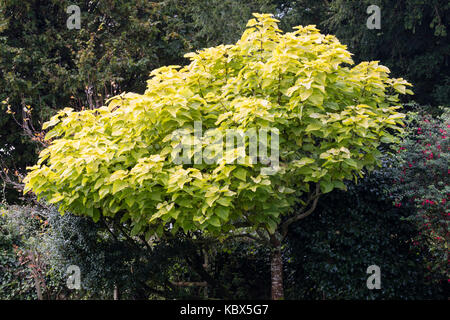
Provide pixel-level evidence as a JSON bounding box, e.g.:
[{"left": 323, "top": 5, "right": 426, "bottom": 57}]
[{"left": 392, "top": 107, "right": 449, "bottom": 284}]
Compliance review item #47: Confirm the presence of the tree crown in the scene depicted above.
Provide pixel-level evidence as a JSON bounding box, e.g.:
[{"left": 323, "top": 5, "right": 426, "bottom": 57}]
[{"left": 24, "top": 13, "right": 412, "bottom": 238}]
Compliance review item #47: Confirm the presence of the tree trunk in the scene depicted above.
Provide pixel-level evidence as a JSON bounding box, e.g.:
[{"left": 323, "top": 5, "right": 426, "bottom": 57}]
[
  {"left": 34, "top": 275, "right": 43, "bottom": 300},
  {"left": 270, "top": 236, "right": 284, "bottom": 300},
  {"left": 30, "top": 251, "right": 43, "bottom": 300},
  {"left": 113, "top": 284, "right": 120, "bottom": 300}
]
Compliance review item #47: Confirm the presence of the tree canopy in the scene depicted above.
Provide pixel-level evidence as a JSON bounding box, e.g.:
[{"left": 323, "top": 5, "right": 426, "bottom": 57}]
[{"left": 24, "top": 14, "right": 411, "bottom": 242}]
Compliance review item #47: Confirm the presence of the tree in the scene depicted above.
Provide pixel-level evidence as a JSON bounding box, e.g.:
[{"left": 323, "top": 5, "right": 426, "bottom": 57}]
[
  {"left": 185, "top": 0, "right": 277, "bottom": 47},
  {"left": 24, "top": 13, "right": 412, "bottom": 299}
]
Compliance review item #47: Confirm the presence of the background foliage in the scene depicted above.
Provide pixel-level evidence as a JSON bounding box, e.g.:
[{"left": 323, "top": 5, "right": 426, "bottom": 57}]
[{"left": 285, "top": 164, "right": 446, "bottom": 299}]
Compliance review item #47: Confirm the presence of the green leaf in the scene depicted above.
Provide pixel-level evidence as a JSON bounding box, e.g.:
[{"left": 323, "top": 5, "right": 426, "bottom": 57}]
[
  {"left": 217, "top": 197, "right": 232, "bottom": 207},
  {"left": 266, "top": 218, "right": 277, "bottom": 234},
  {"left": 130, "top": 223, "right": 142, "bottom": 236},
  {"left": 299, "top": 88, "right": 313, "bottom": 101},
  {"left": 42, "top": 117, "right": 60, "bottom": 130},
  {"left": 48, "top": 193, "right": 65, "bottom": 204},
  {"left": 209, "top": 215, "right": 221, "bottom": 227},
  {"left": 320, "top": 180, "right": 334, "bottom": 194},
  {"left": 92, "top": 208, "right": 100, "bottom": 223},
  {"left": 232, "top": 167, "right": 247, "bottom": 181},
  {"left": 308, "top": 91, "right": 323, "bottom": 105},
  {"left": 344, "top": 158, "right": 358, "bottom": 168},
  {"left": 99, "top": 185, "right": 110, "bottom": 200},
  {"left": 112, "top": 180, "right": 128, "bottom": 194},
  {"left": 215, "top": 206, "right": 230, "bottom": 220},
  {"left": 293, "top": 157, "right": 315, "bottom": 167},
  {"left": 305, "top": 122, "right": 322, "bottom": 132}
]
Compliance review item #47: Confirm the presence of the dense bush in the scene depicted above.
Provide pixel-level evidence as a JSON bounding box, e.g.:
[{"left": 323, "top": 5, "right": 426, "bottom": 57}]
[
  {"left": 194, "top": 157, "right": 447, "bottom": 300},
  {"left": 284, "top": 164, "right": 446, "bottom": 299},
  {"left": 1, "top": 202, "right": 216, "bottom": 299},
  {"left": 0, "top": 205, "right": 36, "bottom": 299},
  {"left": 45, "top": 206, "right": 207, "bottom": 299},
  {"left": 0, "top": 204, "right": 65, "bottom": 299},
  {"left": 390, "top": 107, "right": 449, "bottom": 284}
]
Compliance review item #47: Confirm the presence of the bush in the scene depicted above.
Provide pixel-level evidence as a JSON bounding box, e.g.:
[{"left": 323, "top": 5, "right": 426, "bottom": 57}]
[
  {"left": 284, "top": 164, "right": 446, "bottom": 299},
  {"left": 390, "top": 107, "right": 449, "bottom": 284},
  {"left": 45, "top": 207, "right": 194, "bottom": 299},
  {"left": 0, "top": 204, "right": 64, "bottom": 299}
]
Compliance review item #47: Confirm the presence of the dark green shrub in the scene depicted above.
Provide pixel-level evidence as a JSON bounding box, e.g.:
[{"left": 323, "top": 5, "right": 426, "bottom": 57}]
[
  {"left": 46, "top": 207, "right": 176, "bottom": 299},
  {"left": 284, "top": 164, "right": 445, "bottom": 299}
]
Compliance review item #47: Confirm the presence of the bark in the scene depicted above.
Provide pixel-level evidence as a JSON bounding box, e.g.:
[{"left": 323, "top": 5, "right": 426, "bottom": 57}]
[
  {"left": 34, "top": 275, "right": 43, "bottom": 300},
  {"left": 29, "top": 251, "right": 43, "bottom": 300},
  {"left": 270, "top": 235, "right": 284, "bottom": 300},
  {"left": 113, "top": 284, "right": 120, "bottom": 300}
]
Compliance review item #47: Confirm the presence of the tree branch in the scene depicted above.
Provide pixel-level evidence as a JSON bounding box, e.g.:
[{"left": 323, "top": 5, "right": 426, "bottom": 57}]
[
  {"left": 280, "top": 183, "right": 321, "bottom": 239},
  {"left": 184, "top": 245, "right": 232, "bottom": 299},
  {"left": 224, "top": 232, "right": 264, "bottom": 244},
  {"left": 242, "top": 212, "right": 271, "bottom": 245}
]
